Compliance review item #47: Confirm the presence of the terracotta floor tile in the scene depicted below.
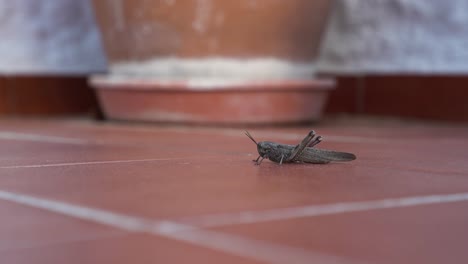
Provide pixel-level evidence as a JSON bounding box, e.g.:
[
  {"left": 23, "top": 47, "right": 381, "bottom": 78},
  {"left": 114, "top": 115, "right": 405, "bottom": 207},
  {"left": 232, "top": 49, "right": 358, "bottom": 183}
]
[
  {"left": 0, "top": 117, "right": 467, "bottom": 264},
  {"left": 0, "top": 134, "right": 467, "bottom": 219},
  {"left": 2, "top": 159, "right": 468, "bottom": 220},
  {"left": 0, "top": 233, "right": 263, "bottom": 264},
  {"left": 0, "top": 139, "right": 210, "bottom": 167},
  {"left": 212, "top": 202, "right": 468, "bottom": 264},
  {"left": 0, "top": 200, "right": 122, "bottom": 252}
]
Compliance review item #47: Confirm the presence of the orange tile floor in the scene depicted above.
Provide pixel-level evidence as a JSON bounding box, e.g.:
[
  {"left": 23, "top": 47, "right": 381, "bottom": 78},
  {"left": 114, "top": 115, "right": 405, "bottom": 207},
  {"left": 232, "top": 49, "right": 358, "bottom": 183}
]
[{"left": 1, "top": 117, "right": 468, "bottom": 264}]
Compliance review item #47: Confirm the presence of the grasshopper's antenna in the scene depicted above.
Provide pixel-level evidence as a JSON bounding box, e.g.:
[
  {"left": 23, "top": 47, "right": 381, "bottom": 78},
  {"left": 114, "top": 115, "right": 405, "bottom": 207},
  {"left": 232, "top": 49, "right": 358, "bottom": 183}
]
[{"left": 244, "top": 131, "right": 258, "bottom": 145}]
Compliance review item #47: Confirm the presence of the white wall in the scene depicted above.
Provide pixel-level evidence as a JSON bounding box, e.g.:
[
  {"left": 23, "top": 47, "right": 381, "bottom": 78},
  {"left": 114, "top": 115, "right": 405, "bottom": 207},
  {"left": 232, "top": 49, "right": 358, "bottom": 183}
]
[{"left": 0, "top": 0, "right": 106, "bottom": 75}]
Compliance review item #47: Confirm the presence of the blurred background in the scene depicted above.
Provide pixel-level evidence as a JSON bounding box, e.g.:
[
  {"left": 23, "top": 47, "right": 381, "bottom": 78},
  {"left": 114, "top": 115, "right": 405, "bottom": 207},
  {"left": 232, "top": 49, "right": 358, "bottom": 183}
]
[{"left": 1, "top": 0, "right": 468, "bottom": 124}]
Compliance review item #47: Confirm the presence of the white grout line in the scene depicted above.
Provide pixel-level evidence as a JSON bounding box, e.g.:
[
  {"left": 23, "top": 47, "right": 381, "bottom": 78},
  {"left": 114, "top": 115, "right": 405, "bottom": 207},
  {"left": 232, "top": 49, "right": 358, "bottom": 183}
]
[
  {"left": 0, "top": 157, "right": 213, "bottom": 169},
  {"left": 0, "top": 127, "right": 373, "bottom": 148},
  {"left": 243, "top": 131, "right": 379, "bottom": 144},
  {"left": 324, "top": 135, "right": 380, "bottom": 143},
  {"left": 75, "top": 124, "right": 375, "bottom": 144},
  {"left": 0, "top": 190, "right": 361, "bottom": 264},
  {"left": 164, "top": 128, "right": 377, "bottom": 144},
  {"left": 179, "top": 192, "right": 468, "bottom": 228},
  {"left": 0, "top": 131, "right": 93, "bottom": 145}
]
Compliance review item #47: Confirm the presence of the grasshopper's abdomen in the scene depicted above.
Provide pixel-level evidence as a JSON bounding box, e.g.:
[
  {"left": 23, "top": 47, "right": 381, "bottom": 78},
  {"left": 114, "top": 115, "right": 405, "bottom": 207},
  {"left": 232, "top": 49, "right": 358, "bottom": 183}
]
[{"left": 297, "top": 148, "right": 356, "bottom": 163}]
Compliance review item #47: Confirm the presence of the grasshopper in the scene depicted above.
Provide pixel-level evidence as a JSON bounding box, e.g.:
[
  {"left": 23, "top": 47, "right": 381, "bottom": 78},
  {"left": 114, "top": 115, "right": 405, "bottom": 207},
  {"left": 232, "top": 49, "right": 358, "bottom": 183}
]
[{"left": 245, "top": 130, "right": 356, "bottom": 165}]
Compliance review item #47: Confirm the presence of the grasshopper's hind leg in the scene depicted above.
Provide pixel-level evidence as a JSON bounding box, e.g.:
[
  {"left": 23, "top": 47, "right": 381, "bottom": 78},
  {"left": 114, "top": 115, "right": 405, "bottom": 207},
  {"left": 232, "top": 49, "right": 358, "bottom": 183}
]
[
  {"left": 285, "top": 130, "right": 316, "bottom": 162},
  {"left": 308, "top": 136, "right": 323, "bottom": 148}
]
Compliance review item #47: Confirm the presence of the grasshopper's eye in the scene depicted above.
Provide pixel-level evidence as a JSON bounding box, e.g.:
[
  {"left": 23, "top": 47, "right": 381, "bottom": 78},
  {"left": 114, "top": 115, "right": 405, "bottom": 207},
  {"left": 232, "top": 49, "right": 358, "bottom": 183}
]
[{"left": 257, "top": 143, "right": 271, "bottom": 157}]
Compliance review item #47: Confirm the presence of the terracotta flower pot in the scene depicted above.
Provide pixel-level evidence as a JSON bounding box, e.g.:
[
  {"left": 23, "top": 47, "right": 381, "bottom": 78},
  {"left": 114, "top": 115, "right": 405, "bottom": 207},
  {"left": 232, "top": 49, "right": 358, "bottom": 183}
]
[{"left": 90, "top": 0, "right": 334, "bottom": 125}]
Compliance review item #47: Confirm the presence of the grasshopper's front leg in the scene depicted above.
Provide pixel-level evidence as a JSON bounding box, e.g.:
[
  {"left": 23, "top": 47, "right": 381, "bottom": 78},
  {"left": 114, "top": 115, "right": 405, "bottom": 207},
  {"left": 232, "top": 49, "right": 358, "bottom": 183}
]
[{"left": 252, "top": 155, "right": 265, "bottom": 165}]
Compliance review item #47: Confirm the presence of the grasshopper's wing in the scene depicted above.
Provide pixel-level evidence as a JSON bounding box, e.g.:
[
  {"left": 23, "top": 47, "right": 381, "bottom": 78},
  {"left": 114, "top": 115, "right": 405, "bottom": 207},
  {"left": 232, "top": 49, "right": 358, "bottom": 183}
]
[{"left": 297, "top": 147, "right": 356, "bottom": 163}]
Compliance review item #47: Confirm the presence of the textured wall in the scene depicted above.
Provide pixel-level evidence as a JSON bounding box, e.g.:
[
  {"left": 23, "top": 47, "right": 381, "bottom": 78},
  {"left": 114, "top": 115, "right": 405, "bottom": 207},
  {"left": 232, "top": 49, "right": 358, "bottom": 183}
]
[
  {"left": 0, "top": 0, "right": 106, "bottom": 75},
  {"left": 317, "top": 0, "right": 468, "bottom": 74}
]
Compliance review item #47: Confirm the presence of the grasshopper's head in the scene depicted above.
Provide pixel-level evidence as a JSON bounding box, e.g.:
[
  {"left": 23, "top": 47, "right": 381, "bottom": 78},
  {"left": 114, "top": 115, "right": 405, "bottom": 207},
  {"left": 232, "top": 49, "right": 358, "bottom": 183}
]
[
  {"left": 256, "top": 141, "right": 279, "bottom": 158},
  {"left": 245, "top": 131, "right": 277, "bottom": 158}
]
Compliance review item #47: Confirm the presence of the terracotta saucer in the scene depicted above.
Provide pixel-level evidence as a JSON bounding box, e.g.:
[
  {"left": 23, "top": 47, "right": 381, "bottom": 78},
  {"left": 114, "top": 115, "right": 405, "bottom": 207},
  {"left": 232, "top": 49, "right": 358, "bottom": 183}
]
[{"left": 90, "top": 76, "right": 335, "bottom": 125}]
